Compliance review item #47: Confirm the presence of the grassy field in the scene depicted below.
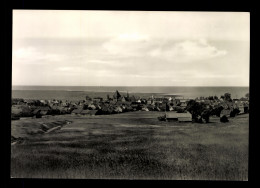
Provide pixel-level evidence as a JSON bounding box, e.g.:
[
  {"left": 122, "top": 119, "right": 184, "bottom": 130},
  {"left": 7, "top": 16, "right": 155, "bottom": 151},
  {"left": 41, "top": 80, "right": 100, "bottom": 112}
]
[{"left": 11, "top": 111, "right": 248, "bottom": 180}]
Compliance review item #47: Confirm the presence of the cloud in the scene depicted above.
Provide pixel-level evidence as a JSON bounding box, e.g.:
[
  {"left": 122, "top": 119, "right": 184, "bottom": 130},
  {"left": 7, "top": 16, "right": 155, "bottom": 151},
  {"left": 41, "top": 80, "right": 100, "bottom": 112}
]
[
  {"left": 103, "top": 34, "right": 227, "bottom": 64},
  {"left": 13, "top": 47, "right": 66, "bottom": 64},
  {"left": 149, "top": 39, "right": 227, "bottom": 62},
  {"left": 13, "top": 47, "right": 40, "bottom": 59},
  {"left": 102, "top": 33, "right": 152, "bottom": 57}
]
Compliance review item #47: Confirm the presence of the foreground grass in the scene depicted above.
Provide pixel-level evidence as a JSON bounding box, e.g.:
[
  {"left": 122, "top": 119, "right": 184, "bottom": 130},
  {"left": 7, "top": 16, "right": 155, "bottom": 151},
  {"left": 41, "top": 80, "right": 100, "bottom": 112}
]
[{"left": 11, "top": 112, "right": 248, "bottom": 180}]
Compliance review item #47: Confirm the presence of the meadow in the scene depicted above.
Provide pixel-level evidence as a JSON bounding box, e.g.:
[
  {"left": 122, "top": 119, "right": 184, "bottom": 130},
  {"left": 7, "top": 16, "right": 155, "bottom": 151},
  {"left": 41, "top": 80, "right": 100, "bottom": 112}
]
[{"left": 11, "top": 111, "right": 248, "bottom": 180}]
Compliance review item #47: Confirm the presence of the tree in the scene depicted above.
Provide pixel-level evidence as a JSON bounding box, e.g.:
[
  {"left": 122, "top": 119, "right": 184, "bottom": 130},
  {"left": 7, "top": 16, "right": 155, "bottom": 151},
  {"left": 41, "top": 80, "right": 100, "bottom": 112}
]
[
  {"left": 220, "top": 115, "right": 229, "bottom": 123},
  {"left": 187, "top": 100, "right": 207, "bottom": 123},
  {"left": 208, "top": 96, "right": 214, "bottom": 100},
  {"left": 175, "top": 106, "right": 185, "bottom": 113},
  {"left": 230, "top": 108, "right": 240, "bottom": 117},
  {"left": 210, "top": 106, "right": 223, "bottom": 117},
  {"left": 214, "top": 95, "right": 218, "bottom": 100},
  {"left": 245, "top": 93, "right": 249, "bottom": 99},
  {"left": 201, "top": 110, "right": 210, "bottom": 123},
  {"left": 86, "top": 95, "right": 92, "bottom": 101},
  {"left": 224, "top": 93, "right": 232, "bottom": 102}
]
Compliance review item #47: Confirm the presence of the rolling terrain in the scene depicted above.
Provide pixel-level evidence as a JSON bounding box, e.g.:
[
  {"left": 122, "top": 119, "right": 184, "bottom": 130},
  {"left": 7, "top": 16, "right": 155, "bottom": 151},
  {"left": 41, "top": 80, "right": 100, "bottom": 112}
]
[{"left": 11, "top": 111, "right": 248, "bottom": 180}]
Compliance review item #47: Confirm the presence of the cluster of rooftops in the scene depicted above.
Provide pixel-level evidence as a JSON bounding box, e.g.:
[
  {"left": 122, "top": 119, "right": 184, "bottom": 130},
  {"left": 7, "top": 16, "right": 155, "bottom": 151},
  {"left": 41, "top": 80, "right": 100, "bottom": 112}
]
[{"left": 11, "top": 90, "right": 249, "bottom": 120}]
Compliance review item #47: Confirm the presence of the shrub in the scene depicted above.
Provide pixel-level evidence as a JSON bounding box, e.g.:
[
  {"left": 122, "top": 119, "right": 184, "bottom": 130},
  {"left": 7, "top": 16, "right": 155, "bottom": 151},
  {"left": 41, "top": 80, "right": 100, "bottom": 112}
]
[
  {"left": 201, "top": 110, "right": 210, "bottom": 123},
  {"left": 230, "top": 108, "right": 240, "bottom": 117},
  {"left": 220, "top": 115, "right": 229, "bottom": 123},
  {"left": 175, "top": 107, "right": 185, "bottom": 113}
]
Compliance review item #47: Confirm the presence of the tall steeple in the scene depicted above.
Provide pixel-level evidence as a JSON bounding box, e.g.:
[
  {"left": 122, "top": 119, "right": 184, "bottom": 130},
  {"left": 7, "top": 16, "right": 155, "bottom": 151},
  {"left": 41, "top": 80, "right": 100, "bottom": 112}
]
[{"left": 113, "top": 90, "right": 121, "bottom": 99}]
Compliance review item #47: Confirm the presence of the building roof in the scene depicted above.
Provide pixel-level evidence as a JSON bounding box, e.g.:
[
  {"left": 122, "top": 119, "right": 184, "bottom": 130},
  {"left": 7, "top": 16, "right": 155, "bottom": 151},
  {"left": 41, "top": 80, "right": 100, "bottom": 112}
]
[
  {"left": 72, "top": 108, "right": 83, "bottom": 114},
  {"left": 40, "top": 110, "right": 48, "bottom": 115},
  {"left": 24, "top": 99, "right": 35, "bottom": 103},
  {"left": 89, "top": 110, "right": 99, "bottom": 115},
  {"left": 32, "top": 109, "right": 41, "bottom": 114},
  {"left": 39, "top": 106, "right": 51, "bottom": 111},
  {"left": 11, "top": 107, "right": 23, "bottom": 115},
  {"left": 80, "top": 110, "right": 90, "bottom": 115},
  {"left": 113, "top": 90, "right": 121, "bottom": 99},
  {"left": 180, "top": 102, "right": 187, "bottom": 107},
  {"left": 166, "top": 112, "right": 192, "bottom": 119},
  {"left": 178, "top": 117, "right": 192, "bottom": 122}
]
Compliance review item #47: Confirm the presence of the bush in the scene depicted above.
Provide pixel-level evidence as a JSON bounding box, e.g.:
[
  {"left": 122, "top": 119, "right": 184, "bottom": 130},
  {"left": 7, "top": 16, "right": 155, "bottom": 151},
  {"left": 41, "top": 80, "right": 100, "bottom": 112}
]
[
  {"left": 201, "top": 110, "right": 210, "bottom": 123},
  {"left": 210, "top": 106, "right": 224, "bottom": 117},
  {"left": 175, "top": 107, "right": 185, "bottom": 113},
  {"left": 230, "top": 108, "right": 240, "bottom": 117},
  {"left": 220, "top": 115, "right": 229, "bottom": 123}
]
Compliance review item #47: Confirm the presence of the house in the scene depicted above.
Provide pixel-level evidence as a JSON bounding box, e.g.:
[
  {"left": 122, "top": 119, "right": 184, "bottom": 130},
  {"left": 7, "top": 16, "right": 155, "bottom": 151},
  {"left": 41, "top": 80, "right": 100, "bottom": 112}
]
[
  {"left": 59, "top": 107, "right": 70, "bottom": 114},
  {"left": 89, "top": 110, "right": 100, "bottom": 116},
  {"left": 175, "top": 96, "right": 185, "bottom": 100},
  {"left": 154, "top": 98, "right": 163, "bottom": 104},
  {"left": 165, "top": 112, "right": 192, "bottom": 122},
  {"left": 141, "top": 105, "right": 149, "bottom": 111},
  {"left": 120, "top": 96, "right": 127, "bottom": 102},
  {"left": 88, "top": 104, "right": 96, "bottom": 110},
  {"left": 180, "top": 102, "right": 187, "bottom": 108},
  {"left": 170, "top": 99, "right": 178, "bottom": 106},
  {"left": 12, "top": 98, "right": 24, "bottom": 105},
  {"left": 179, "top": 99, "right": 187, "bottom": 103},
  {"left": 80, "top": 109, "right": 101, "bottom": 116},
  {"left": 125, "top": 105, "right": 133, "bottom": 112},
  {"left": 203, "top": 100, "right": 211, "bottom": 105},
  {"left": 147, "top": 104, "right": 155, "bottom": 111},
  {"left": 168, "top": 97, "right": 174, "bottom": 101},
  {"left": 155, "top": 106, "right": 161, "bottom": 111},
  {"left": 11, "top": 106, "right": 23, "bottom": 116},
  {"left": 71, "top": 108, "right": 83, "bottom": 115},
  {"left": 240, "top": 97, "right": 249, "bottom": 102},
  {"left": 195, "top": 99, "right": 201, "bottom": 103},
  {"left": 32, "top": 109, "right": 41, "bottom": 115},
  {"left": 38, "top": 106, "right": 52, "bottom": 115},
  {"left": 147, "top": 99, "right": 153, "bottom": 105},
  {"left": 235, "top": 102, "right": 245, "bottom": 114},
  {"left": 80, "top": 110, "right": 91, "bottom": 115},
  {"left": 40, "top": 100, "right": 48, "bottom": 105},
  {"left": 93, "top": 97, "right": 103, "bottom": 103},
  {"left": 122, "top": 101, "right": 131, "bottom": 106},
  {"left": 159, "top": 103, "right": 169, "bottom": 111},
  {"left": 50, "top": 106, "right": 61, "bottom": 115},
  {"left": 238, "top": 106, "right": 244, "bottom": 114},
  {"left": 113, "top": 90, "right": 122, "bottom": 102},
  {"left": 243, "top": 103, "right": 249, "bottom": 113},
  {"left": 24, "top": 99, "right": 36, "bottom": 106},
  {"left": 115, "top": 101, "right": 123, "bottom": 106},
  {"left": 100, "top": 103, "right": 110, "bottom": 112},
  {"left": 114, "top": 106, "right": 123, "bottom": 113},
  {"left": 169, "top": 106, "right": 174, "bottom": 111},
  {"left": 129, "top": 95, "right": 136, "bottom": 102},
  {"left": 40, "top": 110, "right": 49, "bottom": 116},
  {"left": 17, "top": 100, "right": 26, "bottom": 105}
]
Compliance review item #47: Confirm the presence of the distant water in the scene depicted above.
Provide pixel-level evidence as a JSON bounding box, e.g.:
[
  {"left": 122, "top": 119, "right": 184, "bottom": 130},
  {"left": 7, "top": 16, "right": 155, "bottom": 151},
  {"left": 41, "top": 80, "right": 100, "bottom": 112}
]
[{"left": 12, "top": 86, "right": 249, "bottom": 101}]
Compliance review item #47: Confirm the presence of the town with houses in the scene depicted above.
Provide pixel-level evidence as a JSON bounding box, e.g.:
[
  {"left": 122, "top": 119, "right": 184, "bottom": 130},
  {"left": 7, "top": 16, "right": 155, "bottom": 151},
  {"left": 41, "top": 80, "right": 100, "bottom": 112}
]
[{"left": 11, "top": 90, "right": 250, "bottom": 123}]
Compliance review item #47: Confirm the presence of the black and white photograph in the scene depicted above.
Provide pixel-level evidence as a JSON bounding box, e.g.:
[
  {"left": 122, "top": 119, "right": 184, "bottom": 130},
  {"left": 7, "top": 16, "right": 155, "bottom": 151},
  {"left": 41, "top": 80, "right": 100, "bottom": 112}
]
[{"left": 11, "top": 10, "right": 249, "bottom": 180}]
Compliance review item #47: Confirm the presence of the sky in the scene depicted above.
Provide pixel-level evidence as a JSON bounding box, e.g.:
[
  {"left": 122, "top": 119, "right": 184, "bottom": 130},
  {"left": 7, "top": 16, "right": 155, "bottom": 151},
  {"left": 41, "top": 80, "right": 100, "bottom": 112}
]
[{"left": 12, "top": 10, "right": 250, "bottom": 86}]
